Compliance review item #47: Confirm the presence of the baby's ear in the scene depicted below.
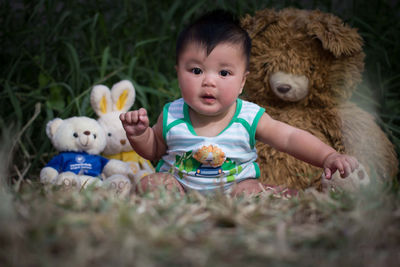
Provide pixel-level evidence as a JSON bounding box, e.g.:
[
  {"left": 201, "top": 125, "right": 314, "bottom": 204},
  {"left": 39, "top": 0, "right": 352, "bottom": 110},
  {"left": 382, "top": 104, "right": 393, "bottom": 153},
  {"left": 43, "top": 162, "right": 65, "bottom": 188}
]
[
  {"left": 306, "top": 10, "right": 363, "bottom": 58},
  {"left": 110, "top": 80, "right": 136, "bottom": 112},
  {"left": 46, "top": 118, "right": 63, "bottom": 139},
  {"left": 91, "top": 85, "right": 112, "bottom": 116}
]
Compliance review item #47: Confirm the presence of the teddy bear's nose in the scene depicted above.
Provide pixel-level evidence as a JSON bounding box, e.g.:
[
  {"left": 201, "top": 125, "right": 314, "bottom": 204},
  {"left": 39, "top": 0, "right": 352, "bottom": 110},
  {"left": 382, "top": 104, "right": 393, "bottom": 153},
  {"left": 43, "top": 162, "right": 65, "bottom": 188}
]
[
  {"left": 120, "top": 140, "right": 126, "bottom": 145},
  {"left": 277, "top": 84, "right": 291, "bottom": 94},
  {"left": 84, "top": 131, "right": 91, "bottom": 136}
]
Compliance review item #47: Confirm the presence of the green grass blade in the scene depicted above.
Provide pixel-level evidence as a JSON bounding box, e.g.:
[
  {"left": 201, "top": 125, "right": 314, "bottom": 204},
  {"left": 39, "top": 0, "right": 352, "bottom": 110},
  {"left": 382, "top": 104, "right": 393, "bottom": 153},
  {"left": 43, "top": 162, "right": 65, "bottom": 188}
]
[
  {"left": 64, "top": 42, "right": 81, "bottom": 90},
  {"left": 4, "top": 82, "right": 22, "bottom": 123},
  {"left": 100, "top": 46, "right": 110, "bottom": 79}
]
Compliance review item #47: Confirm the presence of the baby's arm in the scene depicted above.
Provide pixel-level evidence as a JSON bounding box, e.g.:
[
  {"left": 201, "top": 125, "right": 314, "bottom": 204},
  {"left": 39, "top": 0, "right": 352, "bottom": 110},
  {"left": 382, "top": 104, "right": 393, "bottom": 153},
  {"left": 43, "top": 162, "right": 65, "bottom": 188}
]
[
  {"left": 120, "top": 108, "right": 166, "bottom": 161},
  {"left": 256, "top": 113, "right": 358, "bottom": 179}
]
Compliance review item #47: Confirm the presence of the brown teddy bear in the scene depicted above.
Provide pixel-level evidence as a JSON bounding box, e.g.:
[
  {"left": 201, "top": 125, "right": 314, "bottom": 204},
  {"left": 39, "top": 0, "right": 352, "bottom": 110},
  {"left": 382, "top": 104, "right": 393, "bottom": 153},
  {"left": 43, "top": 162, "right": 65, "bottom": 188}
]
[{"left": 241, "top": 8, "right": 398, "bottom": 190}]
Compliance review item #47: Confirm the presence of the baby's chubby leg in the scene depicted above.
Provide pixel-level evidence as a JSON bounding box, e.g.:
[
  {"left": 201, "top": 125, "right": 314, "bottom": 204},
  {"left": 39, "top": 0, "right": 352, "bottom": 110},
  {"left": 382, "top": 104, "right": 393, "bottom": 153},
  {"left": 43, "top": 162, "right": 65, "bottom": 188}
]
[
  {"left": 136, "top": 173, "right": 185, "bottom": 195},
  {"left": 230, "top": 179, "right": 264, "bottom": 195}
]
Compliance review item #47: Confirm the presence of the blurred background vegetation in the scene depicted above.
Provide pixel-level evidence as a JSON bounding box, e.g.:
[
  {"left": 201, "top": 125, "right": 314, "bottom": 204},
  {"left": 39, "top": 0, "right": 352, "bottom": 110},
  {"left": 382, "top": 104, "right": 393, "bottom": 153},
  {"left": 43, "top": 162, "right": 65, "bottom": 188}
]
[{"left": 1, "top": 0, "right": 399, "bottom": 182}]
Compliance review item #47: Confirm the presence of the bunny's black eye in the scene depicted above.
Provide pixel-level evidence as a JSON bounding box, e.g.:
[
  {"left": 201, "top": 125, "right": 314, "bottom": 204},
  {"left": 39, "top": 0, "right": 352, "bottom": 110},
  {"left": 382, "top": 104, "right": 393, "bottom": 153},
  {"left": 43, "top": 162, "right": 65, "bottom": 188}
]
[
  {"left": 73, "top": 133, "right": 78, "bottom": 138},
  {"left": 108, "top": 133, "right": 112, "bottom": 137}
]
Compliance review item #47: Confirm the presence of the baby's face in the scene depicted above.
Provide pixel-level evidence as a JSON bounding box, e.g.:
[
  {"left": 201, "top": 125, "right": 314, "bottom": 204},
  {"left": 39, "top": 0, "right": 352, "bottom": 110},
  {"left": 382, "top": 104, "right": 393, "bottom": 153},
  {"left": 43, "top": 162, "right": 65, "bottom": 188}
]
[{"left": 176, "top": 42, "right": 248, "bottom": 118}]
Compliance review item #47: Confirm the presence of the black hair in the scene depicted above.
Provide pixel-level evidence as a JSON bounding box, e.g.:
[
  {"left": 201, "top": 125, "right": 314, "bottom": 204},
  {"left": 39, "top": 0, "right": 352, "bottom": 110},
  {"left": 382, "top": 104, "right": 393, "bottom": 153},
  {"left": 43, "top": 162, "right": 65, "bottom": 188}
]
[{"left": 176, "top": 9, "right": 252, "bottom": 69}]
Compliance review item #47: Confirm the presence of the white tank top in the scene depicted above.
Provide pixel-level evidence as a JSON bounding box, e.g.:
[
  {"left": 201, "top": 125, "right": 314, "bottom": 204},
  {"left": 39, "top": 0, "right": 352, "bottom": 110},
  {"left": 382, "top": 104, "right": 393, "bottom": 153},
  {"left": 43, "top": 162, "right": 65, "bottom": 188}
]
[{"left": 156, "top": 98, "right": 265, "bottom": 193}]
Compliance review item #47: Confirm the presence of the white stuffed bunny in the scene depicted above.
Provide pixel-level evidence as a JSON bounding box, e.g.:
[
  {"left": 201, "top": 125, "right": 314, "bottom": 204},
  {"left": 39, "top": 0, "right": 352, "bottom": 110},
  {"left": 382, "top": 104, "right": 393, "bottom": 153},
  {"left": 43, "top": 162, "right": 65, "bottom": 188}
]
[
  {"left": 40, "top": 116, "right": 132, "bottom": 195},
  {"left": 90, "top": 80, "right": 154, "bottom": 181}
]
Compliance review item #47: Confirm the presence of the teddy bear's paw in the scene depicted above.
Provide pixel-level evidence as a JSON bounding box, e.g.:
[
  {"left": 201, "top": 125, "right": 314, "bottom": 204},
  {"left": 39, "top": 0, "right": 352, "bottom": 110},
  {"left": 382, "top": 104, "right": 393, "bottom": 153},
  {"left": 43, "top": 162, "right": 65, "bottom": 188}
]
[
  {"left": 322, "top": 164, "right": 370, "bottom": 192},
  {"left": 56, "top": 172, "right": 81, "bottom": 189},
  {"left": 103, "top": 175, "right": 132, "bottom": 197}
]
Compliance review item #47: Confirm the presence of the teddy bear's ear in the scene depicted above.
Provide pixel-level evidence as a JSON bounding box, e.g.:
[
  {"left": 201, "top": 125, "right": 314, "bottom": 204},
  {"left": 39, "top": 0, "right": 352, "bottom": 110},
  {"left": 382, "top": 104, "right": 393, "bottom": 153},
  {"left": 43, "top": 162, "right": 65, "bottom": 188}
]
[
  {"left": 306, "top": 10, "right": 363, "bottom": 58},
  {"left": 90, "top": 85, "right": 112, "bottom": 116},
  {"left": 110, "top": 80, "right": 136, "bottom": 112},
  {"left": 46, "top": 118, "right": 63, "bottom": 139},
  {"left": 241, "top": 9, "right": 278, "bottom": 39}
]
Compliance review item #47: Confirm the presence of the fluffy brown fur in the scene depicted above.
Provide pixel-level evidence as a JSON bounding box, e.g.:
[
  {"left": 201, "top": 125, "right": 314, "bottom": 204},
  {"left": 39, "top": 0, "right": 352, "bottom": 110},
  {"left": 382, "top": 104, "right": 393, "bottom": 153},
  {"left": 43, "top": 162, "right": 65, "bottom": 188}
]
[{"left": 241, "top": 8, "right": 398, "bottom": 190}]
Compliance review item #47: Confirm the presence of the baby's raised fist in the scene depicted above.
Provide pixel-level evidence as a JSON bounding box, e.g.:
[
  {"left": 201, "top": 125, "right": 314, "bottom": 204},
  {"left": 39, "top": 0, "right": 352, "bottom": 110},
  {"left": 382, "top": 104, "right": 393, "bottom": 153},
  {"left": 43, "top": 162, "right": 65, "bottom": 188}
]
[{"left": 120, "top": 108, "right": 149, "bottom": 136}]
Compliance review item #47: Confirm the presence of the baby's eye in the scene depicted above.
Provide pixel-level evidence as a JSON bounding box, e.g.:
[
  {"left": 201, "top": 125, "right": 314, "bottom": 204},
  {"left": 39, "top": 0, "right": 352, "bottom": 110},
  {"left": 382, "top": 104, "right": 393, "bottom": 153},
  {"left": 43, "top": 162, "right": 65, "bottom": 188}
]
[
  {"left": 191, "top": 68, "right": 202, "bottom": 75},
  {"left": 219, "top": 70, "right": 230, "bottom": 77}
]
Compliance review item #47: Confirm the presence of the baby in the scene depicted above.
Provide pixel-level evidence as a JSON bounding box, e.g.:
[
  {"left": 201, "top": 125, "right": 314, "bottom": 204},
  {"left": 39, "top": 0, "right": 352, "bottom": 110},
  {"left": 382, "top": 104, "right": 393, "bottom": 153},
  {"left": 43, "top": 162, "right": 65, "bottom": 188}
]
[{"left": 120, "top": 10, "right": 359, "bottom": 196}]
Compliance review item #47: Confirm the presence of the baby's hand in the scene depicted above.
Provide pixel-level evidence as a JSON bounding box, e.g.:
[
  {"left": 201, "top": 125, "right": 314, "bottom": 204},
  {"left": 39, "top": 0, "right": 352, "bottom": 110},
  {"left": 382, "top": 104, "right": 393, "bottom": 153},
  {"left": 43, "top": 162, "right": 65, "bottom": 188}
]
[
  {"left": 323, "top": 152, "right": 359, "bottom": 179},
  {"left": 119, "top": 108, "right": 149, "bottom": 137}
]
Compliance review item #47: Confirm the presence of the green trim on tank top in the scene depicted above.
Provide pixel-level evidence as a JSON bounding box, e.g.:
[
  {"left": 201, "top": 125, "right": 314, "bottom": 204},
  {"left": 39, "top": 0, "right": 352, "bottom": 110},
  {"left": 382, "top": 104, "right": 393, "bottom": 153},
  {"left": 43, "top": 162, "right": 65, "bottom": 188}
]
[{"left": 182, "top": 99, "right": 243, "bottom": 137}]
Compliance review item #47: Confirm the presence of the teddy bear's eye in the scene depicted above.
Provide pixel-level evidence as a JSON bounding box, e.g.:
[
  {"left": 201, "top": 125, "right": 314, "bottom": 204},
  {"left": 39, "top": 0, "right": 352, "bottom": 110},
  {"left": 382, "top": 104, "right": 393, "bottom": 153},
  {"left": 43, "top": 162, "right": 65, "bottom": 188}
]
[
  {"left": 93, "top": 134, "right": 97, "bottom": 139},
  {"left": 310, "top": 64, "right": 316, "bottom": 72},
  {"left": 73, "top": 133, "right": 78, "bottom": 138},
  {"left": 108, "top": 133, "right": 112, "bottom": 137}
]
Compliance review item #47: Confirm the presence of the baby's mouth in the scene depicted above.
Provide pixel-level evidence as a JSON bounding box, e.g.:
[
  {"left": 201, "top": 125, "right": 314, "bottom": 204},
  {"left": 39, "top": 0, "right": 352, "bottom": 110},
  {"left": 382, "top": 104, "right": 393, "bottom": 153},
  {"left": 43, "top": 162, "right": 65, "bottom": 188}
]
[{"left": 201, "top": 94, "right": 216, "bottom": 102}]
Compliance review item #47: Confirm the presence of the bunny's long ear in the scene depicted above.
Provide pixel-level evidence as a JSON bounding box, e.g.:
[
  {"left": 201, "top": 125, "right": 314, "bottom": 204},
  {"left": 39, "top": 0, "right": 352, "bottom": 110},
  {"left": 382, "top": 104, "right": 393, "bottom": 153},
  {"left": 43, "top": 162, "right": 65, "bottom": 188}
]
[
  {"left": 110, "top": 80, "right": 135, "bottom": 112},
  {"left": 306, "top": 10, "right": 363, "bottom": 58},
  {"left": 90, "top": 85, "right": 112, "bottom": 116}
]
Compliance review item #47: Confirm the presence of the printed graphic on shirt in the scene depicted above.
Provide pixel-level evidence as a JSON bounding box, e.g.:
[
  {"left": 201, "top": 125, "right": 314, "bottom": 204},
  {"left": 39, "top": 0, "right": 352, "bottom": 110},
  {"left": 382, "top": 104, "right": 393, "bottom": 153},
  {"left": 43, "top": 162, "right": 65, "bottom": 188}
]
[
  {"left": 193, "top": 145, "right": 225, "bottom": 167},
  {"left": 69, "top": 154, "right": 93, "bottom": 175},
  {"left": 174, "top": 145, "right": 243, "bottom": 182}
]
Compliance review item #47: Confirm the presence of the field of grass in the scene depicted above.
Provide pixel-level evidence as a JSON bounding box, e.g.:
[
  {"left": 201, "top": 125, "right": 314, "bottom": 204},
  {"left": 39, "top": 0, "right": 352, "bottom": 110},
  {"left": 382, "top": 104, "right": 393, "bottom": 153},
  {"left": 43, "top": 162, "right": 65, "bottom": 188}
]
[
  {"left": 1, "top": 182, "right": 400, "bottom": 266},
  {"left": 1, "top": 0, "right": 400, "bottom": 266}
]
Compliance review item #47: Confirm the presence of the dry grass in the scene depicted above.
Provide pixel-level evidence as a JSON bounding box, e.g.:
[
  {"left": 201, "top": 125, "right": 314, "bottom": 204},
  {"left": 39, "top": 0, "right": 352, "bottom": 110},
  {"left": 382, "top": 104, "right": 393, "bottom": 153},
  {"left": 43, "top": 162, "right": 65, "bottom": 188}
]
[{"left": 1, "top": 177, "right": 399, "bottom": 267}]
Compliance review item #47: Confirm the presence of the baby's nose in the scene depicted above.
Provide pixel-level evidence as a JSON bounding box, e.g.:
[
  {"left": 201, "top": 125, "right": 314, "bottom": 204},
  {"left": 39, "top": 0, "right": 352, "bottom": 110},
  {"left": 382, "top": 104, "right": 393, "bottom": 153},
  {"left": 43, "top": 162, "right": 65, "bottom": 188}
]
[{"left": 202, "top": 73, "right": 216, "bottom": 87}]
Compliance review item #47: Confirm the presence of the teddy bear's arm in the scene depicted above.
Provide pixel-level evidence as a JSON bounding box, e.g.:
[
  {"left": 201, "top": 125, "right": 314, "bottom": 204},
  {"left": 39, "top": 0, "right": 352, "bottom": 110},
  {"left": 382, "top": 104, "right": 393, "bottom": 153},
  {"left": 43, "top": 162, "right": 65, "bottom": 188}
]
[
  {"left": 103, "top": 159, "right": 132, "bottom": 177},
  {"left": 44, "top": 154, "right": 64, "bottom": 171},
  {"left": 40, "top": 153, "right": 65, "bottom": 183},
  {"left": 40, "top": 154, "right": 64, "bottom": 184},
  {"left": 40, "top": 167, "right": 59, "bottom": 184}
]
